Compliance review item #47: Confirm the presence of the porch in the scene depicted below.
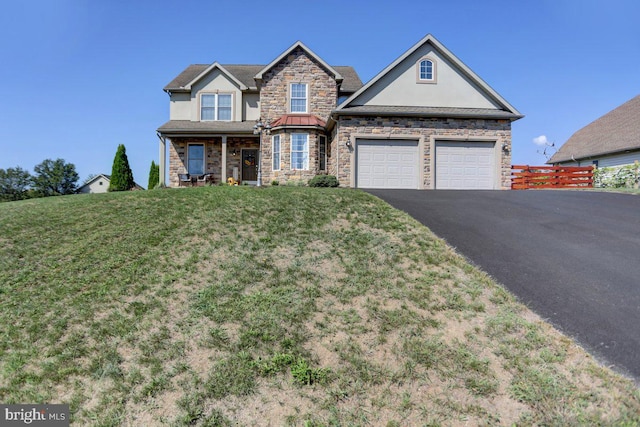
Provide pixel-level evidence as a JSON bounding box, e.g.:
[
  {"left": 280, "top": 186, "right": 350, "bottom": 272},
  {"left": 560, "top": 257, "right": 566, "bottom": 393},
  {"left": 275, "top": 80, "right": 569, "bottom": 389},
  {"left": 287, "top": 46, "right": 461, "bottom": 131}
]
[{"left": 168, "top": 136, "right": 260, "bottom": 187}]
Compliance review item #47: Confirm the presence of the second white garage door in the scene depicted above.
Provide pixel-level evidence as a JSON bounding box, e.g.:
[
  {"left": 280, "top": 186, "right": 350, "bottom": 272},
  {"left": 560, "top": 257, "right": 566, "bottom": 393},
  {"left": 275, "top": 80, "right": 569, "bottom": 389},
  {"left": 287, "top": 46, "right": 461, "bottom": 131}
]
[
  {"left": 435, "top": 141, "right": 496, "bottom": 189},
  {"left": 356, "top": 139, "right": 419, "bottom": 189}
]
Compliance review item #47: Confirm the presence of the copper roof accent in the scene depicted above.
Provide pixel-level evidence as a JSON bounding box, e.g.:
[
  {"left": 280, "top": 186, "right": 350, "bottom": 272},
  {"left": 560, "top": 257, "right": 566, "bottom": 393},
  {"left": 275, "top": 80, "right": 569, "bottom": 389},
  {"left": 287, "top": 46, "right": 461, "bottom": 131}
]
[
  {"left": 549, "top": 95, "right": 640, "bottom": 164},
  {"left": 270, "top": 114, "right": 327, "bottom": 128}
]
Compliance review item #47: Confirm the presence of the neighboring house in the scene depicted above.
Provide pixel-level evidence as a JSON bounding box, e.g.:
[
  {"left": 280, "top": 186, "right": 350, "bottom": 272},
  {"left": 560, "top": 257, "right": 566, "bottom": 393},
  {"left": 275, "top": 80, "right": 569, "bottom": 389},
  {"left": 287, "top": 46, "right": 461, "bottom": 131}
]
[
  {"left": 157, "top": 34, "right": 522, "bottom": 189},
  {"left": 549, "top": 95, "right": 640, "bottom": 167},
  {"left": 78, "top": 174, "right": 143, "bottom": 194}
]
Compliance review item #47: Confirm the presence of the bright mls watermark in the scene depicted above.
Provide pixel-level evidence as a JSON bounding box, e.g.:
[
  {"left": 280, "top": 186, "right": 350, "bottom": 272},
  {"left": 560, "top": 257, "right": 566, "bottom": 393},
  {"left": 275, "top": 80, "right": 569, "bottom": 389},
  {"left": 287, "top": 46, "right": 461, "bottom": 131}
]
[{"left": 1, "top": 405, "right": 69, "bottom": 426}]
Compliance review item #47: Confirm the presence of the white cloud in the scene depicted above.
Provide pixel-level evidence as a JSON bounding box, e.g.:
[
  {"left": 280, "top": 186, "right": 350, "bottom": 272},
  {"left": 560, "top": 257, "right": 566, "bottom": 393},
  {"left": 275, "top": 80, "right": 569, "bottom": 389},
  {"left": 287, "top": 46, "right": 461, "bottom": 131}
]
[{"left": 533, "top": 135, "right": 549, "bottom": 146}]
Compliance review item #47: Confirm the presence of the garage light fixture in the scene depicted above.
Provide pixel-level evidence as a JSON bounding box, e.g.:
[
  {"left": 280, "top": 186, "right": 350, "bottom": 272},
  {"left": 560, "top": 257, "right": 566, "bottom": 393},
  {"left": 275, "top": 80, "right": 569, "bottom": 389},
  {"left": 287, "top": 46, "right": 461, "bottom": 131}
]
[{"left": 345, "top": 140, "right": 352, "bottom": 148}]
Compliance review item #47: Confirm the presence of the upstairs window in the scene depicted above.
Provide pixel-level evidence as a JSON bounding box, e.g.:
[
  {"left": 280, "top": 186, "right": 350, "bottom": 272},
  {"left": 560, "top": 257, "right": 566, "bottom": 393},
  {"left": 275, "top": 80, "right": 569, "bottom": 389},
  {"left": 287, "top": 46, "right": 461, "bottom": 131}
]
[
  {"left": 290, "top": 83, "right": 308, "bottom": 113},
  {"left": 201, "top": 93, "right": 232, "bottom": 121},
  {"left": 417, "top": 57, "right": 436, "bottom": 82}
]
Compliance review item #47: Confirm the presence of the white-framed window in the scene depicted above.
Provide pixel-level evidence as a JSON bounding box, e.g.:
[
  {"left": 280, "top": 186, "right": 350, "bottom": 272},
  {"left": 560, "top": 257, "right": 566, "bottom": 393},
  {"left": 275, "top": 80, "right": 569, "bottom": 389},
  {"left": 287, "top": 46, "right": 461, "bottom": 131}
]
[
  {"left": 290, "top": 83, "right": 308, "bottom": 113},
  {"left": 187, "top": 144, "right": 205, "bottom": 175},
  {"left": 419, "top": 59, "right": 434, "bottom": 80},
  {"left": 319, "top": 135, "right": 327, "bottom": 171},
  {"left": 272, "top": 135, "right": 281, "bottom": 171},
  {"left": 291, "top": 133, "right": 309, "bottom": 170},
  {"left": 201, "top": 93, "right": 232, "bottom": 121}
]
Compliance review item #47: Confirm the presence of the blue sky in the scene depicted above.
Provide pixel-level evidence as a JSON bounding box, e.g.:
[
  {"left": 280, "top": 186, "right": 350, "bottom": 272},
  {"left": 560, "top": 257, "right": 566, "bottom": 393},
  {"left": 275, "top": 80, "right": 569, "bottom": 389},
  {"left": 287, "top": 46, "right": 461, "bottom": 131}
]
[{"left": 1, "top": 0, "right": 639, "bottom": 187}]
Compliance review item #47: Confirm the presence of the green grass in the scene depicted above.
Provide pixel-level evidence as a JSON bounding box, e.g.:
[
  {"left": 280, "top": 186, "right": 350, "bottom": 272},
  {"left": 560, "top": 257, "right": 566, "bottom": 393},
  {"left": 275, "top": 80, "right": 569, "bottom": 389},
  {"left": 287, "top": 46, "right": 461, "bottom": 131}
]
[{"left": 1, "top": 186, "right": 638, "bottom": 425}]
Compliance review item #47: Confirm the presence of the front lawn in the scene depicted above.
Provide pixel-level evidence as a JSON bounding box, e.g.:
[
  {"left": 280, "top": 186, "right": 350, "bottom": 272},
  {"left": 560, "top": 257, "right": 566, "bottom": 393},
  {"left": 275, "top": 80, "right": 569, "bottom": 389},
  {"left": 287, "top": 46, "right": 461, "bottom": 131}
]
[{"left": 1, "top": 187, "right": 638, "bottom": 425}]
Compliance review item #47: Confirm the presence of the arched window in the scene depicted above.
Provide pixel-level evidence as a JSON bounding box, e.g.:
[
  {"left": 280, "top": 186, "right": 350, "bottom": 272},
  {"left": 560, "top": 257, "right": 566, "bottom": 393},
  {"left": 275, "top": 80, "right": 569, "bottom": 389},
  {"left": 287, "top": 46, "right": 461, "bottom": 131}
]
[{"left": 419, "top": 59, "right": 434, "bottom": 81}]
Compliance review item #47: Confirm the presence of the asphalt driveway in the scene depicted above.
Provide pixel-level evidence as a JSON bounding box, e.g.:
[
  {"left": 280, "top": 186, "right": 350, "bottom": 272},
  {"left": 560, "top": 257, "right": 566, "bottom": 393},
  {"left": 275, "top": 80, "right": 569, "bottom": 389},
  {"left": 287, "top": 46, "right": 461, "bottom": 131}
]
[{"left": 367, "top": 189, "right": 640, "bottom": 382}]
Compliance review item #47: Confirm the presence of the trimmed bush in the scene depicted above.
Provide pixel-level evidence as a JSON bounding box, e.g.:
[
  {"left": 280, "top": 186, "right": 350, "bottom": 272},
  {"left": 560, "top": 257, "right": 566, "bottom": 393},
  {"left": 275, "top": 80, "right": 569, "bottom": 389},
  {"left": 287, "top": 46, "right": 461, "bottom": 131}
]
[
  {"left": 308, "top": 175, "right": 339, "bottom": 188},
  {"left": 109, "top": 144, "right": 135, "bottom": 192},
  {"left": 148, "top": 160, "right": 160, "bottom": 190}
]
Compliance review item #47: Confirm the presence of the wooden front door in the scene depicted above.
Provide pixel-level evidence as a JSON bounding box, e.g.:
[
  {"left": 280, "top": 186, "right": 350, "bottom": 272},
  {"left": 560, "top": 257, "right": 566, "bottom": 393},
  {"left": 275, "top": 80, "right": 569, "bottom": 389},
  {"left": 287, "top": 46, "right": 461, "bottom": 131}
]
[{"left": 242, "top": 149, "right": 258, "bottom": 182}]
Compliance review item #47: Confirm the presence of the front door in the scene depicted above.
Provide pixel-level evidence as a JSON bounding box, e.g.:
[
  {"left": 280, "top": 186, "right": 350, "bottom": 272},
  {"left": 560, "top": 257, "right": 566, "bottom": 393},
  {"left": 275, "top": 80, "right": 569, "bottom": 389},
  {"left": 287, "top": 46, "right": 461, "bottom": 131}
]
[{"left": 242, "top": 149, "right": 258, "bottom": 182}]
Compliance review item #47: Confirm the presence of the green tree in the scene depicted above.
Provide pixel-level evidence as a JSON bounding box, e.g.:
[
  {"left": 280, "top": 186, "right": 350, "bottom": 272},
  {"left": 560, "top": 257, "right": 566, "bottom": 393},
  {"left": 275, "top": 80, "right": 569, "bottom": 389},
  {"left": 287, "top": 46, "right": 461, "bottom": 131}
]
[
  {"left": 108, "top": 144, "right": 135, "bottom": 191},
  {"left": 32, "top": 159, "right": 79, "bottom": 197},
  {"left": 0, "top": 166, "right": 32, "bottom": 201},
  {"left": 147, "top": 160, "right": 160, "bottom": 190}
]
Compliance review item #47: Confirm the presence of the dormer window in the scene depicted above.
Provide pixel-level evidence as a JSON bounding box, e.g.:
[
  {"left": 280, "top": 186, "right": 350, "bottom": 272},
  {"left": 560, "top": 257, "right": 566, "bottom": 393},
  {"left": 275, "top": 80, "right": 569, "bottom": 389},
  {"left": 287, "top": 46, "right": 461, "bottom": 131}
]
[
  {"left": 417, "top": 57, "right": 436, "bottom": 83},
  {"left": 201, "top": 93, "right": 232, "bottom": 121},
  {"left": 290, "top": 83, "right": 308, "bottom": 113}
]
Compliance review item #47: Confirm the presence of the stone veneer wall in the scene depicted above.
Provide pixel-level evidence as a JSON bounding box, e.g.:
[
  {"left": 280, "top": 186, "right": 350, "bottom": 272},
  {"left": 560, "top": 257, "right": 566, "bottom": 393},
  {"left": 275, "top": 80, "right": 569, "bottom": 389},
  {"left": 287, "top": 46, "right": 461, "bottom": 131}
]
[
  {"left": 258, "top": 48, "right": 337, "bottom": 185},
  {"left": 168, "top": 137, "right": 259, "bottom": 187},
  {"left": 259, "top": 47, "right": 338, "bottom": 121},
  {"left": 333, "top": 116, "right": 513, "bottom": 189},
  {"left": 260, "top": 130, "right": 323, "bottom": 185}
]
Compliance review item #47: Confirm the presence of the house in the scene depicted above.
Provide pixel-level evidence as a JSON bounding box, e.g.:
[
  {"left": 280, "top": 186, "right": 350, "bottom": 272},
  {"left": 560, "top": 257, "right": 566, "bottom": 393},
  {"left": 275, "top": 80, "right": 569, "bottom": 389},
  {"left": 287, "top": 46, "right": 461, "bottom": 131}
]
[
  {"left": 77, "top": 174, "right": 143, "bottom": 194},
  {"left": 157, "top": 34, "right": 522, "bottom": 189},
  {"left": 549, "top": 95, "right": 640, "bottom": 167}
]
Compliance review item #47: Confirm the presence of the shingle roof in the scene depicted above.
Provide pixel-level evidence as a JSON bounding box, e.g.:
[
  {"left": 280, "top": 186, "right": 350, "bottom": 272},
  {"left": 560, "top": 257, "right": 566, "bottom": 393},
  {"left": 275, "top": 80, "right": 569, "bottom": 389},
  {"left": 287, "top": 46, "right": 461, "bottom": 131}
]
[
  {"left": 157, "top": 120, "right": 256, "bottom": 135},
  {"left": 549, "top": 95, "right": 640, "bottom": 163},
  {"left": 163, "top": 64, "right": 362, "bottom": 93},
  {"left": 333, "top": 105, "right": 522, "bottom": 119}
]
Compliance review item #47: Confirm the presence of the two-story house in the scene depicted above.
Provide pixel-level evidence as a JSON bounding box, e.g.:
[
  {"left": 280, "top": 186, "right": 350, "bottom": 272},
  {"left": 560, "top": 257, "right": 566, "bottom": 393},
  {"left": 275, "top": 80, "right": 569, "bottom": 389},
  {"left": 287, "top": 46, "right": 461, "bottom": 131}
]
[{"left": 157, "top": 34, "right": 522, "bottom": 189}]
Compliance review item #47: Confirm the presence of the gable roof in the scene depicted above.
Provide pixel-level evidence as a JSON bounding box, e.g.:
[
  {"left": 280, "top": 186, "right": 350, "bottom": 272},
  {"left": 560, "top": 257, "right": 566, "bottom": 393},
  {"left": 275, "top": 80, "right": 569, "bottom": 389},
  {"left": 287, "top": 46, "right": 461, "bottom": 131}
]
[
  {"left": 335, "top": 33, "right": 522, "bottom": 118},
  {"left": 549, "top": 95, "right": 640, "bottom": 163},
  {"left": 79, "top": 174, "right": 144, "bottom": 191},
  {"left": 179, "top": 62, "right": 248, "bottom": 91},
  {"left": 164, "top": 64, "right": 361, "bottom": 93},
  {"left": 254, "top": 41, "right": 343, "bottom": 82}
]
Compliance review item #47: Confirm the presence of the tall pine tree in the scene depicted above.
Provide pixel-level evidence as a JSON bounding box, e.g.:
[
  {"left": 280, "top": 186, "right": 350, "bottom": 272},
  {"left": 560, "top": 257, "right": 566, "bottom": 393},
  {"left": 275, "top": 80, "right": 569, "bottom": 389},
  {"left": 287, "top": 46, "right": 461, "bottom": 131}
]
[
  {"left": 108, "top": 144, "right": 135, "bottom": 191},
  {"left": 147, "top": 160, "right": 159, "bottom": 190}
]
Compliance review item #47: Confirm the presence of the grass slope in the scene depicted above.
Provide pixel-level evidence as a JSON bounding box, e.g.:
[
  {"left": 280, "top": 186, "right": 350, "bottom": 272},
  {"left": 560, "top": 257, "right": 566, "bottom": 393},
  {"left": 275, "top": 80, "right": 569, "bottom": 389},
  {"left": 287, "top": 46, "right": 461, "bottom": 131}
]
[{"left": 1, "top": 187, "right": 638, "bottom": 426}]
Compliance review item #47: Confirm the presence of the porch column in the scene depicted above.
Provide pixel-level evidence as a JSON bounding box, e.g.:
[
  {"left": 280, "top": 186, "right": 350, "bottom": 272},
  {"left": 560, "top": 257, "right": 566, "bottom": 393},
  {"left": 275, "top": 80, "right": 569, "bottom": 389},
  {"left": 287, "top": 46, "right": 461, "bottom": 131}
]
[
  {"left": 221, "top": 135, "right": 227, "bottom": 183},
  {"left": 158, "top": 135, "right": 167, "bottom": 187}
]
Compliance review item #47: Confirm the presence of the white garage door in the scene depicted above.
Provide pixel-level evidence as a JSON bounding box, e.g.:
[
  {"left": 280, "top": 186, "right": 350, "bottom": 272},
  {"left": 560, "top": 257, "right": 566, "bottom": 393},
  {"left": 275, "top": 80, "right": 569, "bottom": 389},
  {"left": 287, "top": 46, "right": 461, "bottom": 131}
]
[
  {"left": 356, "top": 139, "right": 419, "bottom": 189},
  {"left": 435, "top": 141, "right": 496, "bottom": 189}
]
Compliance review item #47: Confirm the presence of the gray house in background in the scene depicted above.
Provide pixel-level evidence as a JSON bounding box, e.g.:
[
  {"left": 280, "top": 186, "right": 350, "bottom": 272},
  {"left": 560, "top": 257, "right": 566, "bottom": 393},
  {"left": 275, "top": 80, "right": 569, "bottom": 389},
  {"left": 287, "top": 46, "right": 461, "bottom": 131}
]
[{"left": 549, "top": 95, "right": 640, "bottom": 167}]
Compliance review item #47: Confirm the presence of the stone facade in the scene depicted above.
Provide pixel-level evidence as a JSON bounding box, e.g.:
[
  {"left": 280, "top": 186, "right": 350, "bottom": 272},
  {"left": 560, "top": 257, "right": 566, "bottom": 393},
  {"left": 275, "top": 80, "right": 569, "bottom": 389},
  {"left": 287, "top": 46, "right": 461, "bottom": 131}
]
[
  {"left": 260, "top": 130, "right": 325, "bottom": 185},
  {"left": 259, "top": 47, "right": 338, "bottom": 122},
  {"left": 334, "top": 116, "right": 512, "bottom": 189},
  {"left": 168, "top": 137, "right": 259, "bottom": 186},
  {"left": 256, "top": 47, "right": 338, "bottom": 185}
]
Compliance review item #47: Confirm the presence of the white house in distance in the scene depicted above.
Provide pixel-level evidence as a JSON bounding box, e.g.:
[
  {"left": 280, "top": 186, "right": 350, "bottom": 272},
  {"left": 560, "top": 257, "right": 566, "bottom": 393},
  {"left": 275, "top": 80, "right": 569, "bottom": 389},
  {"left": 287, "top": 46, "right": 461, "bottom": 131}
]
[
  {"left": 549, "top": 95, "right": 640, "bottom": 167},
  {"left": 78, "top": 174, "right": 111, "bottom": 194},
  {"left": 78, "top": 174, "right": 143, "bottom": 193},
  {"left": 157, "top": 34, "right": 523, "bottom": 190}
]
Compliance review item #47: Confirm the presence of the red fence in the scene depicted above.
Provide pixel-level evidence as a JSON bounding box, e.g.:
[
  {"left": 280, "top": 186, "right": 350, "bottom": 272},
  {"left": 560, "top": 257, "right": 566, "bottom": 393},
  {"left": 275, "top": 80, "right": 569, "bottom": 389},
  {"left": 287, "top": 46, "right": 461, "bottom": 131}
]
[{"left": 511, "top": 165, "right": 594, "bottom": 189}]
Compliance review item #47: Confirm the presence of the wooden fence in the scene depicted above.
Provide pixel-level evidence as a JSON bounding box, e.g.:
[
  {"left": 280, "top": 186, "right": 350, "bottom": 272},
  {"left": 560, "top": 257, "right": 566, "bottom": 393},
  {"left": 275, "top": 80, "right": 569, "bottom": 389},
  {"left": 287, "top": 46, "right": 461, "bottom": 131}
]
[{"left": 511, "top": 165, "right": 594, "bottom": 189}]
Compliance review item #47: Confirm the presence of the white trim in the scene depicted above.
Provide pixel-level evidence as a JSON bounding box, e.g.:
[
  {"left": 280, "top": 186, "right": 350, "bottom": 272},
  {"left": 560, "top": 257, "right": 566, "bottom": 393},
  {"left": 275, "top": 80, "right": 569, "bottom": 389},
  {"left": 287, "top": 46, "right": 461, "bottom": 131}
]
[
  {"left": 289, "top": 83, "right": 308, "bottom": 113},
  {"left": 272, "top": 134, "right": 281, "bottom": 171},
  {"left": 291, "top": 133, "right": 309, "bottom": 170},
  {"left": 200, "top": 92, "right": 233, "bottom": 121},
  {"left": 417, "top": 56, "right": 436, "bottom": 83}
]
